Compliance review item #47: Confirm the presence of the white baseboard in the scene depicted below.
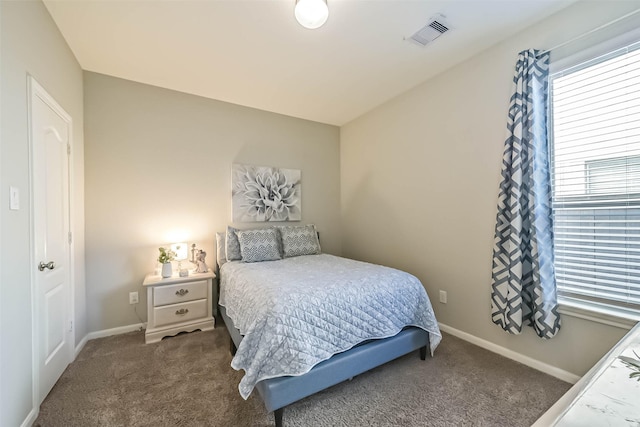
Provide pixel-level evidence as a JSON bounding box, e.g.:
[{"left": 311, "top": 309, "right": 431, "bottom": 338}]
[
  {"left": 87, "top": 322, "right": 146, "bottom": 340},
  {"left": 74, "top": 322, "right": 146, "bottom": 359},
  {"left": 438, "top": 323, "right": 581, "bottom": 384},
  {"left": 74, "top": 334, "right": 89, "bottom": 359},
  {"left": 20, "top": 408, "right": 38, "bottom": 427}
]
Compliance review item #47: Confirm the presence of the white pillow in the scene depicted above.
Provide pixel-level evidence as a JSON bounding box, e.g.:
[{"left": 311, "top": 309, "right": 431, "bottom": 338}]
[{"left": 216, "top": 232, "right": 227, "bottom": 267}]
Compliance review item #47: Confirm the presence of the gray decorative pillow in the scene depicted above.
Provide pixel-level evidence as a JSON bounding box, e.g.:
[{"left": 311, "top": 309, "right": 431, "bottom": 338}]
[
  {"left": 279, "top": 224, "right": 321, "bottom": 258},
  {"left": 237, "top": 228, "right": 282, "bottom": 263},
  {"left": 226, "top": 226, "right": 242, "bottom": 262}
]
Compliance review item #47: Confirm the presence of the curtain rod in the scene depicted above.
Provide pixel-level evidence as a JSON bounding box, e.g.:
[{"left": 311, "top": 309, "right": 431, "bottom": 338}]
[{"left": 537, "top": 8, "right": 640, "bottom": 57}]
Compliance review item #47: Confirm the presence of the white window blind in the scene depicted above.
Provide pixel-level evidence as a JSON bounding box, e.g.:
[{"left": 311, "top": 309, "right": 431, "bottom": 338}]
[
  {"left": 550, "top": 39, "right": 640, "bottom": 313},
  {"left": 586, "top": 155, "right": 640, "bottom": 195}
]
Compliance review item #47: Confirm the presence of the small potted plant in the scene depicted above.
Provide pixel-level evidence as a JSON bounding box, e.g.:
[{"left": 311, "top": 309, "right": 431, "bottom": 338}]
[{"left": 158, "top": 247, "right": 176, "bottom": 278}]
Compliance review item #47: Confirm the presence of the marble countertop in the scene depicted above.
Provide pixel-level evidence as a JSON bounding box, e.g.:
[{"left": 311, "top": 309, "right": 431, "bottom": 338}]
[{"left": 536, "top": 322, "right": 640, "bottom": 426}]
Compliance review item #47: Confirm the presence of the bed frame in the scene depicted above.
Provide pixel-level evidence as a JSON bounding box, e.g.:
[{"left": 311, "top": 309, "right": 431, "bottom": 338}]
[{"left": 220, "top": 305, "right": 430, "bottom": 427}]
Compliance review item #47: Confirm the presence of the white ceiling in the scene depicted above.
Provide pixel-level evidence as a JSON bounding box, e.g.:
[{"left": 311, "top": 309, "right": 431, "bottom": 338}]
[{"left": 44, "top": 0, "right": 576, "bottom": 126}]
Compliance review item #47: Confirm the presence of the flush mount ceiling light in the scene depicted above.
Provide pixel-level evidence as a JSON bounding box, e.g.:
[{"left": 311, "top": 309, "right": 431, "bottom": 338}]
[{"left": 295, "top": 0, "right": 329, "bottom": 30}]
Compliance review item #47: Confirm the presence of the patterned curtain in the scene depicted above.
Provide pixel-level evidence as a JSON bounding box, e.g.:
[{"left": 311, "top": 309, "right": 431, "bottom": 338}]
[{"left": 490, "top": 49, "right": 561, "bottom": 339}]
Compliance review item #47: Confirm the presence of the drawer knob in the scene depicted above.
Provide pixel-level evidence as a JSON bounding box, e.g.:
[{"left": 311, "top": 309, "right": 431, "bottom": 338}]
[
  {"left": 176, "top": 289, "right": 189, "bottom": 297},
  {"left": 175, "top": 308, "right": 189, "bottom": 316}
]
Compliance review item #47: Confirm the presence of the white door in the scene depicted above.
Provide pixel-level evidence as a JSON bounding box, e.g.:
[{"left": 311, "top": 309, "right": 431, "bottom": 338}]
[{"left": 30, "top": 78, "right": 73, "bottom": 405}]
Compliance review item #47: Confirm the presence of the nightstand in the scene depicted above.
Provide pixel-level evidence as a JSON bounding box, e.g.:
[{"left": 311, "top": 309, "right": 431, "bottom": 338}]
[{"left": 142, "top": 270, "right": 216, "bottom": 344}]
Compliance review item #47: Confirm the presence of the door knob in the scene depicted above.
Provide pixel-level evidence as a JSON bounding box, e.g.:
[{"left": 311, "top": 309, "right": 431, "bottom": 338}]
[{"left": 38, "top": 261, "right": 55, "bottom": 271}]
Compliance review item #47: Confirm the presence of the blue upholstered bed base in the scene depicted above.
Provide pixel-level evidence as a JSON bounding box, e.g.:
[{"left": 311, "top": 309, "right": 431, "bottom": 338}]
[{"left": 220, "top": 305, "right": 430, "bottom": 424}]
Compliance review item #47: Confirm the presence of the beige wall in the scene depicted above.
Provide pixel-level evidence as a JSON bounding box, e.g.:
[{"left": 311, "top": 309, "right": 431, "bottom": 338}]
[
  {"left": 0, "top": 1, "right": 85, "bottom": 426},
  {"left": 341, "top": 0, "right": 640, "bottom": 378},
  {"left": 83, "top": 72, "right": 341, "bottom": 332}
]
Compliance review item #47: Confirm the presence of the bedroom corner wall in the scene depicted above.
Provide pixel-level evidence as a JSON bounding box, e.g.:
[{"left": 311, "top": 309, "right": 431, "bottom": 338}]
[
  {"left": 340, "top": 0, "right": 640, "bottom": 378},
  {"left": 0, "top": 1, "right": 85, "bottom": 425},
  {"left": 83, "top": 72, "right": 341, "bottom": 333}
]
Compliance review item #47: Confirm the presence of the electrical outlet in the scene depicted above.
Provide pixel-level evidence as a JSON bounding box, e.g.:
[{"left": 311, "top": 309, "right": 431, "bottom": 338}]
[
  {"left": 439, "top": 290, "right": 447, "bottom": 304},
  {"left": 129, "top": 291, "right": 139, "bottom": 305}
]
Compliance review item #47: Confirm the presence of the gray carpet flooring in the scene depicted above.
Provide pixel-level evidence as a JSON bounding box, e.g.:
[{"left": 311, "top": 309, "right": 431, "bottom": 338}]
[{"left": 34, "top": 323, "right": 571, "bottom": 427}]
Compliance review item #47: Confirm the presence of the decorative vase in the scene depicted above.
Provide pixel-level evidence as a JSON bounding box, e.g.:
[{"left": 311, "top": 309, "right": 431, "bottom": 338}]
[{"left": 161, "top": 262, "right": 172, "bottom": 278}]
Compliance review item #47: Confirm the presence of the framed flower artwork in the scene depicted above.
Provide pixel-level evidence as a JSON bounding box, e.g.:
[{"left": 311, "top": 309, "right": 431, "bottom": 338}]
[{"left": 232, "top": 163, "right": 301, "bottom": 222}]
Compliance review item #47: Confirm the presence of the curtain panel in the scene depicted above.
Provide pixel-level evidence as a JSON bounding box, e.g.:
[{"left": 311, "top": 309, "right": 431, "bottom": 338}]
[{"left": 490, "top": 49, "right": 561, "bottom": 339}]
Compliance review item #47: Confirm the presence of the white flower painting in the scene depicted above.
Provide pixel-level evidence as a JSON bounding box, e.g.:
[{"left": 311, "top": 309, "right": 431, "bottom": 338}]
[{"left": 232, "top": 164, "right": 301, "bottom": 222}]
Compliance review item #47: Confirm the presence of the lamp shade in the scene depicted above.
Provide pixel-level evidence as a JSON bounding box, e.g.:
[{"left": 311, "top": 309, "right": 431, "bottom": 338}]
[
  {"left": 171, "top": 243, "right": 188, "bottom": 261},
  {"left": 295, "top": 0, "right": 329, "bottom": 29}
]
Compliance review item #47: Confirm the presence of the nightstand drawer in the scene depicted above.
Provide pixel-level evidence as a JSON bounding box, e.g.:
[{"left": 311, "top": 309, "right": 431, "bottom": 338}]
[
  {"left": 154, "top": 299, "right": 208, "bottom": 327},
  {"left": 153, "top": 280, "right": 208, "bottom": 306}
]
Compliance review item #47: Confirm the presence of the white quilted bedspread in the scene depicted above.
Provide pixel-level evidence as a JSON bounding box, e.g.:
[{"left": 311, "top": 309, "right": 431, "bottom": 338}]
[{"left": 219, "top": 254, "right": 442, "bottom": 399}]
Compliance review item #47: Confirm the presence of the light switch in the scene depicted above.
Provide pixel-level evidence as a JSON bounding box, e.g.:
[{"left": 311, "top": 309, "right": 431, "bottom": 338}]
[{"left": 10, "top": 187, "right": 19, "bottom": 210}]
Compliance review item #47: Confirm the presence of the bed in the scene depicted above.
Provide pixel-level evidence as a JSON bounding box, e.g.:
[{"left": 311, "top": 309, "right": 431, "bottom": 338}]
[{"left": 216, "top": 227, "right": 441, "bottom": 427}]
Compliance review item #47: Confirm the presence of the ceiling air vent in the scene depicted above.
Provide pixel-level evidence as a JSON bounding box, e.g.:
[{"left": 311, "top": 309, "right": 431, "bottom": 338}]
[{"left": 408, "top": 14, "right": 450, "bottom": 47}]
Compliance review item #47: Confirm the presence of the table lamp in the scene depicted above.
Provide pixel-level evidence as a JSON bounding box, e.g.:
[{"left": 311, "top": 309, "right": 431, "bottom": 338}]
[{"left": 171, "top": 242, "right": 188, "bottom": 276}]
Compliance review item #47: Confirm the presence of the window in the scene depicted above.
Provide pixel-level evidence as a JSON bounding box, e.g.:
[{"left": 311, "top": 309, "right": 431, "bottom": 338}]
[
  {"left": 550, "top": 38, "right": 640, "bottom": 317},
  {"left": 586, "top": 155, "right": 640, "bottom": 195}
]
